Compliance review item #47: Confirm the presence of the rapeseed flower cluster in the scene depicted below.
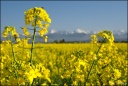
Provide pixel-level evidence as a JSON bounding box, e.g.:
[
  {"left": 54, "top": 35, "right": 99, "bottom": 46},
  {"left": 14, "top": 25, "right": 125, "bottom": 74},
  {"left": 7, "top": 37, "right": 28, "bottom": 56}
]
[
  {"left": 16, "top": 38, "right": 30, "bottom": 47},
  {"left": 90, "top": 34, "right": 98, "bottom": 44},
  {"left": 2, "top": 26, "right": 19, "bottom": 38},
  {"left": 22, "top": 27, "right": 30, "bottom": 37},
  {"left": 98, "top": 30, "right": 114, "bottom": 45},
  {"left": 113, "top": 69, "right": 121, "bottom": 79},
  {"left": 24, "top": 7, "right": 51, "bottom": 37},
  {"left": 24, "top": 7, "right": 51, "bottom": 25},
  {"left": 43, "top": 36, "right": 48, "bottom": 43}
]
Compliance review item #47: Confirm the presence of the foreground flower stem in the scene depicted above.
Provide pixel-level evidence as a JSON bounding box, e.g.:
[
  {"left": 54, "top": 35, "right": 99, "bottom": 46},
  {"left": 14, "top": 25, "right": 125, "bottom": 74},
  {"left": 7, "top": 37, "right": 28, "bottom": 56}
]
[
  {"left": 10, "top": 33, "right": 16, "bottom": 62},
  {"left": 30, "top": 27, "right": 36, "bottom": 66},
  {"left": 85, "top": 39, "right": 105, "bottom": 85},
  {"left": 30, "top": 17, "right": 37, "bottom": 66}
]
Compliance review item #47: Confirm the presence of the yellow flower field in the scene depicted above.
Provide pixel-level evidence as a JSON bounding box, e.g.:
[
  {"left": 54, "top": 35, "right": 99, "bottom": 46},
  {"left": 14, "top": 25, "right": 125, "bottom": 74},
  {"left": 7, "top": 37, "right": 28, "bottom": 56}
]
[{"left": 0, "top": 43, "right": 127, "bottom": 85}]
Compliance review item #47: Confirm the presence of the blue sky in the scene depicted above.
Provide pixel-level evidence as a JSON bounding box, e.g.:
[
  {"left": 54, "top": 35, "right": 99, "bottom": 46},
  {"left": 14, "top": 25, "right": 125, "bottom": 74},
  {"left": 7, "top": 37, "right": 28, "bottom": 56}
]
[{"left": 1, "top": 1, "right": 127, "bottom": 34}]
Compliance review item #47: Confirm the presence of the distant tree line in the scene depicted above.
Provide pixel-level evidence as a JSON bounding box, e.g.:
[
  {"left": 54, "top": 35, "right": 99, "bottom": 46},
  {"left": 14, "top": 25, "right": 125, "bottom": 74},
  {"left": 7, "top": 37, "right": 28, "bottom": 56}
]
[
  {"left": 53, "top": 39, "right": 65, "bottom": 43},
  {"left": 53, "top": 39, "right": 128, "bottom": 43},
  {"left": 52, "top": 39, "right": 128, "bottom": 43},
  {"left": 0, "top": 39, "right": 128, "bottom": 43},
  {"left": 98, "top": 40, "right": 128, "bottom": 43}
]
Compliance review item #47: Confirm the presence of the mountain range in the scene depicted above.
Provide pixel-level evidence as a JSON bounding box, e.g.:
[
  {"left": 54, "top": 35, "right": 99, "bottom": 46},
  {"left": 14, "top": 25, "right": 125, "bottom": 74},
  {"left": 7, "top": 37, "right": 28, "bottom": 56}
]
[{"left": 1, "top": 29, "right": 127, "bottom": 43}]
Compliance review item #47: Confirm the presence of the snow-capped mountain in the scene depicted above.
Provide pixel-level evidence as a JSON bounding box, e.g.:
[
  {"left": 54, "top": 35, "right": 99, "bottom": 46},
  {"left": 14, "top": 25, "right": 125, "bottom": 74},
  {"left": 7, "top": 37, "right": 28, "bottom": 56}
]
[
  {"left": 74, "top": 28, "right": 88, "bottom": 34},
  {"left": 1, "top": 29, "right": 127, "bottom": 43},
  {"left": 46, "top": 29, "right": 127, "bottom": 42}
]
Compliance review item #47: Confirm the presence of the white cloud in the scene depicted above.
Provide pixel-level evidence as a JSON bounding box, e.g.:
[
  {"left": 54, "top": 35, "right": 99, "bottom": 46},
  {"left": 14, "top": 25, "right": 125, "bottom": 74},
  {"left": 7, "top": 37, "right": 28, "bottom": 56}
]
[
  {"left": 74, "top": 28, "right": 87, "bottom": 34},
  {"left": 120, "top": 29, "right": 125, "bottom": 33},
  {"left": 113, "top": 29, "right": 127, "bottom": 35},
  {"left": 50, "top": 29, "right": 57, "bottom": 34}
]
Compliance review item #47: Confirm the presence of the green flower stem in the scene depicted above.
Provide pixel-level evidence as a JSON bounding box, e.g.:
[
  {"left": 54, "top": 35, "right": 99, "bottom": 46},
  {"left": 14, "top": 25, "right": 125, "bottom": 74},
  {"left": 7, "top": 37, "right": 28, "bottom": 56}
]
[
  {"left": 10, "top": 33, "right": 16, "bottom": 62},
  {"left": 30, "top": 16, "right": 37, "bottom": 66},
  {"left": 85, "top": 39, "right": 105, "bottom": 85}
]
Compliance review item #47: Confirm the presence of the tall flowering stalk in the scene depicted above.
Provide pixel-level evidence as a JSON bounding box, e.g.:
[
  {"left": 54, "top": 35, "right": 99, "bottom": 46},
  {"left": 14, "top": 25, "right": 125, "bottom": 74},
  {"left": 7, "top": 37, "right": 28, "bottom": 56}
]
[
  {"left": 85, "top": 30, "right": 114, "bottom": 85},
  {"left": 24, "top": 7, "right": 51, "bottom": 65},
  {"left": 2, "top": 26, "right": 19, "bottom": 62},
  {"left": 10, "top": 32, "right": 16, "bottom": 61},
  {"left": 1, "top": 6, "right": 52, "bottom": 85}
]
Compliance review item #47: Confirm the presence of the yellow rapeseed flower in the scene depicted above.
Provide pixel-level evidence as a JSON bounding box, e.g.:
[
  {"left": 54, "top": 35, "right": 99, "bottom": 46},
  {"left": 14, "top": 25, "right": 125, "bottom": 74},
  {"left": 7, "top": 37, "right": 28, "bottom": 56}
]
[
  {"left": 43, "top": 36, "right": 48, "bottom": 43},
  {"left": 22, "top": 27, "right": 30, "bottom": 36},
  {"left": 36, "top": 19, "right": 43, "bottom": 28},
  {"left": 2, "top": 31, "right": 8, "bottom": 38},
  {"left": 38, "top": 28, "right": 48, "bottom": 36},
  {"left": 98, "top": 30, "right": 114, "bottom": 44},
  {"left": 113, "top": 69, "right": 121, "bottom": 79},
  {"left": 1, "top": 63, "right": 4, "bottom": 70},
  {"left": 109, "top": 80, "right": 115, "bottom": 85},
  {"left": 90, "top": 34, "right": 98, "bottom": 44},
  {"left": 24, "top": 7, "right": 51, "bottom": 27}
]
